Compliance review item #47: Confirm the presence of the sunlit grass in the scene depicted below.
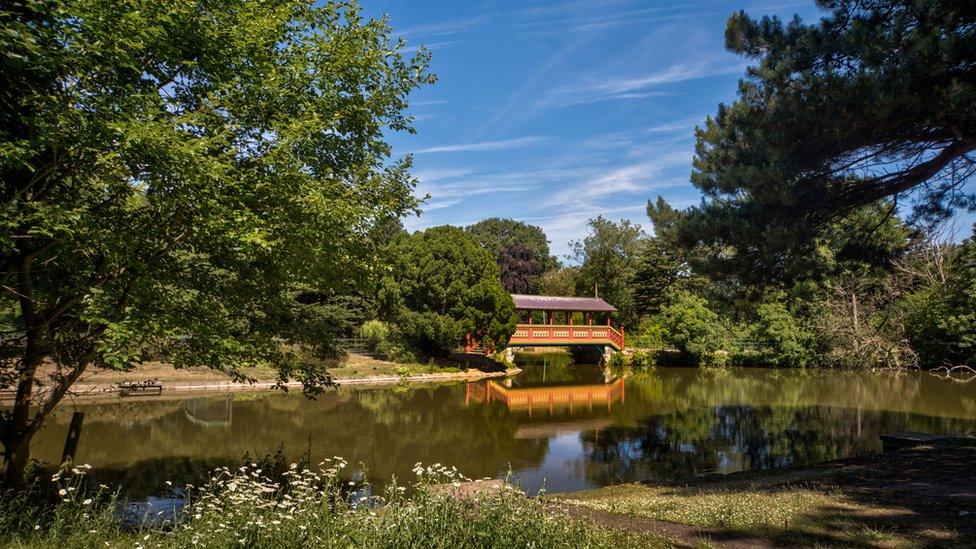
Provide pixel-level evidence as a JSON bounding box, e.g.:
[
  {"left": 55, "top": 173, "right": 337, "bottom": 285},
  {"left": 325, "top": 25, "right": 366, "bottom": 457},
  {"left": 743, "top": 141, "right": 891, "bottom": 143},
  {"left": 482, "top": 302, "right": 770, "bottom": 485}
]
[
  {"left": 556, "top": 483, "right": 926, "bottom": 547},
  {"left": 0, "top": 462, "right": 673, "bottom": 549}
]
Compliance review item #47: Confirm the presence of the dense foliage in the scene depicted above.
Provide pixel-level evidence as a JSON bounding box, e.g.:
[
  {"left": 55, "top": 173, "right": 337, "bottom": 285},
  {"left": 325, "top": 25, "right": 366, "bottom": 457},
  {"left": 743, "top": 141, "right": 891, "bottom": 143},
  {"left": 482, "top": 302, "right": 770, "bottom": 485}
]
[
  {"left": 0, "top": 0, "right": 431, "bottom": 488},
  {"left": 466, "top": 218, "right": 556, "bottom": 293},
  {"left": 571, "top": 217, "right": 646, "bottom": 326},
  {"left": 379, "top": 226, "right": 516, "bottom": 358},
  {"left": 902, "top": 238, "right": 976, "bottom": 369},
  {"left": 498, "top": 243, "right": 544, "bottom": 294},
  {"left": 682, "top": 0, "right": 976, "bottom": 282}
]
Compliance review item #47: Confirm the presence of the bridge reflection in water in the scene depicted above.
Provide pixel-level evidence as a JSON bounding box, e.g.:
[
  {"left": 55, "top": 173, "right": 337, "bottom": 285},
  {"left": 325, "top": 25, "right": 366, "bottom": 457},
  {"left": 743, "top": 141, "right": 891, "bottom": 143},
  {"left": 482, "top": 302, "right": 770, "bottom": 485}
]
[
  {"left": 183, "top": 395, "right": 233, "bottom": 427},
  {"left": 465, "top": 378, "right": 625, "bottom": 417}
]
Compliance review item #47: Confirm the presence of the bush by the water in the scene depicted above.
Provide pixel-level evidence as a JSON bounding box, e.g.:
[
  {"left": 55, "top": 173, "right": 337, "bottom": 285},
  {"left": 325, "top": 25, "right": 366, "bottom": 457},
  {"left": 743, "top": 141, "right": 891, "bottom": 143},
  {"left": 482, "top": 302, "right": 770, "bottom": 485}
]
[
  {"left": 607, "top": 350, "right": 657, "bottom": 374},
  {"left": 358, "top": 320, "right": 390, "bottom": 353},
  {"left": 0, "top": 461, "right": 664, "bottom": 548}
]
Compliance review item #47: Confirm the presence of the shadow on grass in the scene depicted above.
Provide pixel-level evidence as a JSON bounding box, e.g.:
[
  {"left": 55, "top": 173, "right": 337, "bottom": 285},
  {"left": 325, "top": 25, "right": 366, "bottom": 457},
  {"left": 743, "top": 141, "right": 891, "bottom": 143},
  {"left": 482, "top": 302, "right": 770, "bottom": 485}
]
[{"left": 664, "top": 440, "right": 976, "bottom": 547}]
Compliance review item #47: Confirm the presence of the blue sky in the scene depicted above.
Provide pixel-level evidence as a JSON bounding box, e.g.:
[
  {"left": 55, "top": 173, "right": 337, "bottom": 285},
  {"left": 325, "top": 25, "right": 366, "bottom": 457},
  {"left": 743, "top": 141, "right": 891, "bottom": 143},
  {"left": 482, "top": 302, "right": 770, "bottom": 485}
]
[{"left": 368, "top": 0, "right": 972, "bottom": 258}]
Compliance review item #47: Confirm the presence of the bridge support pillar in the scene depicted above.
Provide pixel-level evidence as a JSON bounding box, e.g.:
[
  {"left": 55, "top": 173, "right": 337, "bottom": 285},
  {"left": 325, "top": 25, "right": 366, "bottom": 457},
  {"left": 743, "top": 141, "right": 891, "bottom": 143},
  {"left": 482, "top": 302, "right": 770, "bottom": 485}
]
[{"left": 504, "top": 346, "right": 515, "bottom": 363}]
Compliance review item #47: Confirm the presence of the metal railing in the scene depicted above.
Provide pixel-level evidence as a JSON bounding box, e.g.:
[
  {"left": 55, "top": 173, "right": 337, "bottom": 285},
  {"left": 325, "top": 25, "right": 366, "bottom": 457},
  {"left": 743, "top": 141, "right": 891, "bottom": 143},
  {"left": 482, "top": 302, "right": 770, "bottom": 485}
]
[{"left": 336, "top": 338, "right": 371, "bottom": 354}]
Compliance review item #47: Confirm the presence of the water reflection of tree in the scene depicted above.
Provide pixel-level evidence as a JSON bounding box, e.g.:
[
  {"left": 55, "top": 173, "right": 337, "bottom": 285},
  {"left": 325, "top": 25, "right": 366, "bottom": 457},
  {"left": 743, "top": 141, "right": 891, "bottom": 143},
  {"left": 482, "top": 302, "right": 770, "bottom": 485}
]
[
  {"left": 580, "top": 404, "right": 976, "bottom": 487},
  {"left": 31, "top": 368, "right": 976, "bottom": 498},
  {"left": 33, "top": 385, "right": 550, "bottom": 498},
  {"left": 514, "top": 352, "right": 606, "bottom": 386}
]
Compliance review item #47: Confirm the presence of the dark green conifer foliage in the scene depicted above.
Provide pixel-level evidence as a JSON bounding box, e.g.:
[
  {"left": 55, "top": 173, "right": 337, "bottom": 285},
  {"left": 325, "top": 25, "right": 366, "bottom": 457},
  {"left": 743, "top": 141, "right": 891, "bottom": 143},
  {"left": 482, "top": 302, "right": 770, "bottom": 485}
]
[{"left": 684, "top": 0, "right": 976, "bottom": 281}]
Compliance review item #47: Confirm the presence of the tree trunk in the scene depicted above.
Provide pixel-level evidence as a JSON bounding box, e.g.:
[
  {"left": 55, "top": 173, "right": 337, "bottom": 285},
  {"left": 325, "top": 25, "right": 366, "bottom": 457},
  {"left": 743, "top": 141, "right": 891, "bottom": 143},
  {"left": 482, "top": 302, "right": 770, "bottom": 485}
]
[
  {"left": 2, "top": 354, "right": 42, "bottom": 491},
  {"left": 2, "top": 435, "right": 32, "bottom": 491},
  {"left": 2, "top": 254, "right": 44, "bottom": 491}
]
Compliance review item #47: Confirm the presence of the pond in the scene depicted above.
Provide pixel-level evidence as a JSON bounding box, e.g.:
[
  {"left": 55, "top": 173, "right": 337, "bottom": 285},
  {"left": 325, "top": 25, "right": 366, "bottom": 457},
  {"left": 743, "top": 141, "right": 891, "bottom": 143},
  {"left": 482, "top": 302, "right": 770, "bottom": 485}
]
[{"left": 30, "top": 353, "right": 976, "bottom": 498}]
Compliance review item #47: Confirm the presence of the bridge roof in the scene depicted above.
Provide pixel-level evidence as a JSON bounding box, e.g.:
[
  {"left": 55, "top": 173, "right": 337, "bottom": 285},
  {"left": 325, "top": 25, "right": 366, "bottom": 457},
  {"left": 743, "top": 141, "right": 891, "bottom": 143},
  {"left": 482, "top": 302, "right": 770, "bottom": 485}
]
[{"left": 511, "top": 294, "right": 616, "bottom": 312}]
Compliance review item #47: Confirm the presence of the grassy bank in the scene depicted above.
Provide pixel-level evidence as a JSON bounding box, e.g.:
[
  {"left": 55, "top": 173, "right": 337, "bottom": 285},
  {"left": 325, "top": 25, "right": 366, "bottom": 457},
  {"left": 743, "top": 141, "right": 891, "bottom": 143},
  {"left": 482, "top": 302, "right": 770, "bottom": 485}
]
[
  {"left": 555, "top": 441, "right": 976, "bottom": 547},
  {"left": 39, "top": 352, "right": 507, "bottom": 392},
  {"left": 0, "top": 463, "right": 670, "bottom": 549}
]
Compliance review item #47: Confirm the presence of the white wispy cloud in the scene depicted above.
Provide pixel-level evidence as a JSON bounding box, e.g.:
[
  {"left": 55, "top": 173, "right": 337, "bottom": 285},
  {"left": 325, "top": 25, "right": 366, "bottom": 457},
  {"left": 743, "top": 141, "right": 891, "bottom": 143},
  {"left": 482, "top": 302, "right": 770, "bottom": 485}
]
[
  {"left": 394, "top": 15, "right": 491, "bottom": 38},
  {"left": 642, "top": 117, "right": 704, "bottom": 134},
  {"left": 410, "top": 99, "right": 451, "bottom": 107},
  {"left": 477, "top": 32, "right": 594, "bottom": 137},
  {"left": 412, "top": 135, "right": 546, "bottom": 154},
  {"left": 412, "top": 167, "right": 476, "bottom": 182},
  {"left": 542, "top": 62, "right": 745, "bottom": 107},
  {"left": 514, "top": 4, "right": 735, "bottom": 38},
  {"left": 399, "top": 40, "right": 463, "bottom": 54}
]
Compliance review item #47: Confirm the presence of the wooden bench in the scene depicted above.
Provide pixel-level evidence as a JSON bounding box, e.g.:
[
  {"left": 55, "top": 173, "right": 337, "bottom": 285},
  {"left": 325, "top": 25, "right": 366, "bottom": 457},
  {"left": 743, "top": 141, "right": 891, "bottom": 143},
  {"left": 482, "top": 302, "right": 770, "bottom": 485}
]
[{"left": 118, "top": 380, "right": 163, "bottom": 397}]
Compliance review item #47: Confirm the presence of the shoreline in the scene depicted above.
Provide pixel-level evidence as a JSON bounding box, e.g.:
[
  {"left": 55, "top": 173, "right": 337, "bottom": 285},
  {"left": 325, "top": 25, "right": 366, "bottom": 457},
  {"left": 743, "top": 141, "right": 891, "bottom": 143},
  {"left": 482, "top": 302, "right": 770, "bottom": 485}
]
[{"left": 7, "top": 367, "right": 522, "bottom": 403}]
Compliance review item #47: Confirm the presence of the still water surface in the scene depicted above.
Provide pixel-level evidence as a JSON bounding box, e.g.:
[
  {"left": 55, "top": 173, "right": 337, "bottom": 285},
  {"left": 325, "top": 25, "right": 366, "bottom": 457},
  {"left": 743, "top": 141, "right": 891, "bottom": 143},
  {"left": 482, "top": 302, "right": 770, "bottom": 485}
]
[{"left": 32, "top": 353, "right": 976, "bottom": 497}]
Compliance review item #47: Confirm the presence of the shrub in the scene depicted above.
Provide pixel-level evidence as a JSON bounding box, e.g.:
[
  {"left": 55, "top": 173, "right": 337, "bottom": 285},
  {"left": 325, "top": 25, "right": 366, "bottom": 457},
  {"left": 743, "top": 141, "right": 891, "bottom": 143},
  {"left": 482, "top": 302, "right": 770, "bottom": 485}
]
[
  {"left": 376, "top": 338, "right": 419, "bottom": 365},
  {"left": 750, "top": 301, "right": 815, "bottom": 367},
  {"left": 359, "top": 320, "right": 390, "bottom": 353},
  {"left": 653, "top": 349, "right": 697, "bottom": 368},
  {"left": 606, "top": 352, "right": 629, "bottom": 374},
  {"left": 628, "top": 350, "right": 655, "bottom": 372},
  {"left": 393, "top": 311, "right": 465, "bottom": 359},
  {"left": 630, "top": 317, "right": 667, "bottom": 349},
  {"left": 657, "top": 292, "right": 722, "bottom": 358}
]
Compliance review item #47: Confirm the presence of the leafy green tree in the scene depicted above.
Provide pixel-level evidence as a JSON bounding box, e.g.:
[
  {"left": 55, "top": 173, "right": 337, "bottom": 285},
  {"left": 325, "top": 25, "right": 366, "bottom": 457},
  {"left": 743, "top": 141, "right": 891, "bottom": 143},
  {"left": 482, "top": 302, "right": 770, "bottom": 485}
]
[
  {"left": 380, "top": 226, "right": 516, "bottom": 357},
  {"left": 538, "top": 266, "right": 578, "bottom": 297},
  {"left": 657, "top": 292, "right": 722, "bottom": 359},
  {"left": 750, "top": 300, "right": 815, "bottom": 367},
  {"left": 571, "top": 217, "right": 646, "bottom": 325},
  {"left": 466, "top": 218, "right": 556, "bottom": 292},
  {"left": 684, "top": 1, "right": 975, "bottom": 280},
  {"left": 0, "top": 0, "right": 431, "bottom": 489},
  {"left": 903, "top": 235, "right": 976, "bottom": 368}
]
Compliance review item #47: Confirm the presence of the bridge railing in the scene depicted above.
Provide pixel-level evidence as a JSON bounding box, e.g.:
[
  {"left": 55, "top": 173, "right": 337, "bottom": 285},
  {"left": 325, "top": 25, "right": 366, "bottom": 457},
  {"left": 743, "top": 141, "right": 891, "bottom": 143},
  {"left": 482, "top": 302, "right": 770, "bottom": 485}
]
[{"left": 509, "top": 324, "right": 625, "bottom": 350}]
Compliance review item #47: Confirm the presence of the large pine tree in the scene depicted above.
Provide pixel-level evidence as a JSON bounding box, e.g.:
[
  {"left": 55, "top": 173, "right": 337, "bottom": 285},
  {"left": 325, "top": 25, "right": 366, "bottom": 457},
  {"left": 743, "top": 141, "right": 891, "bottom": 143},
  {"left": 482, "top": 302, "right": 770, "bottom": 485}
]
[{"left": 684, "top": 0, "right": 976, "bottom": 280}]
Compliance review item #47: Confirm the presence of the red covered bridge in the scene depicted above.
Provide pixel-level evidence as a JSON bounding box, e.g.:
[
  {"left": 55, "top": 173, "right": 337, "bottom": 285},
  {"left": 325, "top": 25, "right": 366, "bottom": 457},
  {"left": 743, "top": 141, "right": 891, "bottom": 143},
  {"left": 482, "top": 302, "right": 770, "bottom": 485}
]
[{"left": 505, "top": 294, "right": 624, "bottom": 353}]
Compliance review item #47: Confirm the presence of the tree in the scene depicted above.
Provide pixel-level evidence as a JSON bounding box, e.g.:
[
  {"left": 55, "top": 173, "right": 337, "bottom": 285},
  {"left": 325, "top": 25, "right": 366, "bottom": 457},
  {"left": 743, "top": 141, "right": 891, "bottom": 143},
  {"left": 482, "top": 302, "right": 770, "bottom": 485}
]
[
  {"left": 657, "top": 292, "right": 722, "bottom": 359},
  {"left": 902, "top": 233, "right": 976, "bottom": 368},
  {"left": 632, "top": 239, "right": 684, "bottom": 317},
  {"left": 646, "top": 196, "right": 686, "bottom": 250},
  {"left": 631, "top": 198, "right": 691, "bottom": 317},
  {"left": 498, "top": 243, "right": 543, "bottom": 294},
  {"left": 0, "top": 0, "right": 431, "bottom": 489},
  {"left": 750, "top": 300, "right": 815, "bottom": 367},
  {"left": 379, "top": 226, "right": 516, "bottom": 357},
  {"left": 466, "top": 218, "right": 556, "bottom": 292},
  {"left": 685, "top": 1, "right": 976, "bottom": 279},
  {"left": 537, "top": 266, "right": 577, "bottom": 297},
  {"left": 571, "top": 217, "right": 646, "bottom": 326}
]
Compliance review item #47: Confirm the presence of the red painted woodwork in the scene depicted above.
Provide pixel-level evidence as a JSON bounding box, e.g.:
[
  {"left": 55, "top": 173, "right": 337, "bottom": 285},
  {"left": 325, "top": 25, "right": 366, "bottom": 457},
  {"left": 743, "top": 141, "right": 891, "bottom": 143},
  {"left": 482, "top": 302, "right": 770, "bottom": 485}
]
[{"left": 508, "top": 323, "right": 624, "bottom": 351}]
